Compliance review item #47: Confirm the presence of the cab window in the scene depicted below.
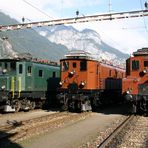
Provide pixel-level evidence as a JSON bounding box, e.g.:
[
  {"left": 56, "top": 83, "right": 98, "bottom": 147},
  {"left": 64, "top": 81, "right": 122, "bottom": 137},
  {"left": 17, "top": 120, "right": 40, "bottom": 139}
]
[
  {"left": 52, "top": 72, "right": 56, "bottom": 78},
  {"left": 5, "top": 63, "right": 8, "bottom": 69},
  {"left": 10, "top": 61, "right": 16, "bottom": 70},
  {"left": 144, "top": 61, "right": 148, "bottom": 67},
  {"left": 19, "top": 64, "right": 23, "bottom": 74},
  {"left": 27, "top": 66, "right": 32, "bottom": 75},
  {"left": 73, "top": 62, "right": 76, "bottom": 68},
  {"left": 126, "top": 59, "right": 130, "bottom": 75},
  {"left": 132, "top": 60, "right": 139, "bottom": 70},
  {"left": 80, "top": 60, "right": 87, "bottom": 71},
  {"left": 62, "top": 61, "right": 69, "bottom": 71},
  {"left": 39, "top": 70, "right": 43, "bottom": 77}
]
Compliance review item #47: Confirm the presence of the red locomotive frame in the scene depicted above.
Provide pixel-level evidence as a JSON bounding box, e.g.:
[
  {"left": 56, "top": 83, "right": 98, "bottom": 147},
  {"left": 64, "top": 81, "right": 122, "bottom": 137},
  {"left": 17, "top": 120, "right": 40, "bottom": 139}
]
[{"left": 57, "top": 50, "right": 125, "bottom": 111}]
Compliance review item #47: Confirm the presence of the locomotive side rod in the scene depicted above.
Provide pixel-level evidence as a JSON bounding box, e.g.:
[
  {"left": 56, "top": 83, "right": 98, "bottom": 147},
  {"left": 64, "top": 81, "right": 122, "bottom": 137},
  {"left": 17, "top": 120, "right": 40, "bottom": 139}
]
[{"left": 0, "top": 9, "right": 148, "bottom": 32}]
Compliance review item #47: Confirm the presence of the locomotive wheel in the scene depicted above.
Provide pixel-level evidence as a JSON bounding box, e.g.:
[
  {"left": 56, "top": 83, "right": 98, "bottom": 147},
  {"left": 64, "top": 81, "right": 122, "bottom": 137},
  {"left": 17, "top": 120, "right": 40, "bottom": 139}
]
[
  {"left": 132, "top": 102, "right": 140, "bottom": 114},
  {"left": 15, "top": 101, "right": 21, "bottom": 112},
  {"left": 62, "top": 104, "right": 68, "bottom": 111},
  {"left": 30, "top": 101, "right": 35, "bottom": 110},
  {"left": 132, "top": 104, "right": 137, "bottom": 114}
]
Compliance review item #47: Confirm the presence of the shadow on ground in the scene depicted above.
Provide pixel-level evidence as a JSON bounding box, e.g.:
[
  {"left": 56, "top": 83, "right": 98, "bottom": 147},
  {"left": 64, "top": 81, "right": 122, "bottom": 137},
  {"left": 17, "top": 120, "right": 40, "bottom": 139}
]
[
  {"left": 0, "top": 131, "right": 22, "bottom": 148},
  {"left": 94, "top": 103, "right": 132, "bottom": 115}
]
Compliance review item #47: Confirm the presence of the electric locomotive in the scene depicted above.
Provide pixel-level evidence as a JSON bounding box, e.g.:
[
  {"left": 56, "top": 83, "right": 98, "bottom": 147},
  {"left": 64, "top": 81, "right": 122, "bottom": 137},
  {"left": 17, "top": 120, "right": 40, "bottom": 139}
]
[
  {"left": 0, "top": 57, "right": 60, "bottom": 112},
  {"left": 57, "top": 50, "right": 125, "bottom": 112},
  {"left": 122, "top": 48, "right": 148, "bottom": 113}
]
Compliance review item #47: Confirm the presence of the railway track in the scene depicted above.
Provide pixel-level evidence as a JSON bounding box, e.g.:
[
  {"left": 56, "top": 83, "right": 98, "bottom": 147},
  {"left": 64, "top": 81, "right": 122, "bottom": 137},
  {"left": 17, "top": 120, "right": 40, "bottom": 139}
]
[
  {"left": 88, "top": 115, "right": 148, "bottom": 148},
  {"left": 98, "top": 115, "right": 135, "bottom": 147},
  {"left": 79, "top": 114, "right": 147, "bottom": 148},
  {"left": 0, "top": 111, "right": 92, "bottom": 146},
  {"left": 113, "top": 115, "right": 148, "bottom": 148}
]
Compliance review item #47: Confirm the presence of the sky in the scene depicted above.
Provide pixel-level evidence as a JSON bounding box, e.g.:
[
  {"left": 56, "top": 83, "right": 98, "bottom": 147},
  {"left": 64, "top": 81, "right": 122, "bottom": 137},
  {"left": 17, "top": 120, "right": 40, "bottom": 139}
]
[{"left": 0, "top": 0, "right": 148, "bottom": 54}]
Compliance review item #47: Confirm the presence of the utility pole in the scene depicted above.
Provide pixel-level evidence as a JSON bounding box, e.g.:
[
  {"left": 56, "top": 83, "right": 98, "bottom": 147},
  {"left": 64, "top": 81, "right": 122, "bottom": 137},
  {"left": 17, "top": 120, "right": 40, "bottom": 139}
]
[
  {"left": 145, "top": 1, "right": 148, "bottom": 9},
  {"left": 109, "top": 0, "right": 112, "bottom": 13}
]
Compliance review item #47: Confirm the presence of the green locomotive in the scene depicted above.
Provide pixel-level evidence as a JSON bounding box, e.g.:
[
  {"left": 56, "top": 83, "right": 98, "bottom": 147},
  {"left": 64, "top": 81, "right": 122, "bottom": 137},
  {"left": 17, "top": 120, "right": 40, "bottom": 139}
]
[{"left": 0, "top": 58, "right": 60, "bottom": 112}]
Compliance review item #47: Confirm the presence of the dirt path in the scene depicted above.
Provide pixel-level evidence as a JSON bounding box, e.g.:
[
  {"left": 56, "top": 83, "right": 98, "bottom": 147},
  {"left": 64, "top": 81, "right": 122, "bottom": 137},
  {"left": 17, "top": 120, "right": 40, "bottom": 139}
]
[{"left": 19, "top": 112, "right": 125, "bottom": 148}]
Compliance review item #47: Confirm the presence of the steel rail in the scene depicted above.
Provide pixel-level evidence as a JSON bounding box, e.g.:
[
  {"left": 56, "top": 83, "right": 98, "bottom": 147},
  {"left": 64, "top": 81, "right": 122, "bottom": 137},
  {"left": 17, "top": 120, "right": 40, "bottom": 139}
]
[{"left": 98, "top": 115, "right": 135, "bottom": 148}]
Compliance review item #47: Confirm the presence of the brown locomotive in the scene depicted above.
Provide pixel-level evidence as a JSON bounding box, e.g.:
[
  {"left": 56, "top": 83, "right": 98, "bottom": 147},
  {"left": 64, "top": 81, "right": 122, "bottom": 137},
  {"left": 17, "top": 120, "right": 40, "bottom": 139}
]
[
  {"left": 57, "top": 50, "right": 125, "bottom": 111},
  {"left": 122, "top": 48, "right": 148, "bottom": 113}
]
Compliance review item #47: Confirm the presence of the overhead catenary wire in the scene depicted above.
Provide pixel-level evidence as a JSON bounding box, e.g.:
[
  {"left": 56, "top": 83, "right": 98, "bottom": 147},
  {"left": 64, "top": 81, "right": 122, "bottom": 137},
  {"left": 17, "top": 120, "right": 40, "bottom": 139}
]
[
  {"left": 21, "top": 0, "right": 56, "bottom": 33},
  {"left": 139, "top": 0, "right": 148, "bottom": 34},
  {"left": 22, "top": 0, "right": 54, "bottom": 19}
]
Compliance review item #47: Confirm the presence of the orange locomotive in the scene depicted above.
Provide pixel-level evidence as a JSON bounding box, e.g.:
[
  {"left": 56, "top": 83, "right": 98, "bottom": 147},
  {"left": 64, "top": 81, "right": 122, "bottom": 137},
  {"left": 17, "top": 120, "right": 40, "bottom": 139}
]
[
  {"left": 57, "top": 50, "right": 125, "bottom": 111},
  {"left": 122, "top": 48, "right": 148, "bottom": 113}
]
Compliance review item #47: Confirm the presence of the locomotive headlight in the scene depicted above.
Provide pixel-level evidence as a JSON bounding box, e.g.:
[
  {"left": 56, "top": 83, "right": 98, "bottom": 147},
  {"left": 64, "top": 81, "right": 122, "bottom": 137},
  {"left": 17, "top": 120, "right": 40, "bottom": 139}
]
[
  {"left": 1, "top": 85, "right": 6, "bottom": 90},
  {"left": 68, "top": 70, "right": 75, "bottom": 78},
  {"left": 79, "top": 81, "right": 86, "bottom": 88},
  {"left": 126, "top": 88, "right": 132, "bottom": 94},
  {"left": 126, "top": 90, "right": 130, "bottom": 94},
  {"left": 81, "top": 82, "right": 85, "bottom": 86},
  {"left": 143, "top": 69, "right": 148, "bottom": 74},
  {"left": 2, "top": 69, "right": 7, "bottom": 74},
  {"left": 59, "top": 81, "right": 63, "bottom": 86},
  {"left": 70, "top": 71, "right": 74, "bottom": 75}
]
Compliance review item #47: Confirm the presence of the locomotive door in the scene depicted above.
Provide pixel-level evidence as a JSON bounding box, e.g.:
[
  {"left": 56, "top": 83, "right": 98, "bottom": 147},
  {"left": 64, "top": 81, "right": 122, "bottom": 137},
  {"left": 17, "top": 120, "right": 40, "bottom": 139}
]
[
  {"left": 15, "top": 62, "right": 26, "bottom": 97},
  {"left": 26, "top": 63, "right": 33, "bottom": 92}
]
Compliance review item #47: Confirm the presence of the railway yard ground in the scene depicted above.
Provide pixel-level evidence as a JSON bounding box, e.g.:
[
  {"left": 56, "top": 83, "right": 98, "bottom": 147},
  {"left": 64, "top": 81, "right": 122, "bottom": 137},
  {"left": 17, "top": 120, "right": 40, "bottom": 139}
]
[{"left": 0, "top": 105, "right": 147, "bottom": 148}]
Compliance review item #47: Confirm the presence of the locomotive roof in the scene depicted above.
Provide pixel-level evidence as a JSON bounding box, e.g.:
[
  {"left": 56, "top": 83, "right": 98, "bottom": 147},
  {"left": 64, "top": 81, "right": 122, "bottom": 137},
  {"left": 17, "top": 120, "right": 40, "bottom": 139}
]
[
  {"left": 133, "top": 48, "right": 148, "bottom": 56},
  {"left": 61, "top": 50, "right": 125, "bottom": 70},
  {"left": 64, "top": 50, "right": 95, "bottom": 60},
  {"left": 0, "top": 58, "right": 58, "bottom": 66}
]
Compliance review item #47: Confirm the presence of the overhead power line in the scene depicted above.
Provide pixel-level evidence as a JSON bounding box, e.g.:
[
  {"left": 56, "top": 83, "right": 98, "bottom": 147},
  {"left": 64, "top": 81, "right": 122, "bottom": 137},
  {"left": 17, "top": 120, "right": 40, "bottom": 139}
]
[
  {"left": 0, "top": 9, "right": 148, "bottom": 32},
  {"left": 139, "top": 0, "right": 148, "bottom": 35},
  {"left": 22, "top": 0, "right": 54, "bottom": 19}
]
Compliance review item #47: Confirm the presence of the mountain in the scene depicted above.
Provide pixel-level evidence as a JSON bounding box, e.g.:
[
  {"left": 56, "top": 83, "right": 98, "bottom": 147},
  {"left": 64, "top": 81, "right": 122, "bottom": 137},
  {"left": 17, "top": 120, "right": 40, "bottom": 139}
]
[
  {"left": 37, "top": 25, "right": 129, "bottom": 67},
  {"left": 0, "top": 12, "right": 68, "bottom": 61},
  {"left": 0, "top": 12, "right": 128, "bottom": 67}
]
